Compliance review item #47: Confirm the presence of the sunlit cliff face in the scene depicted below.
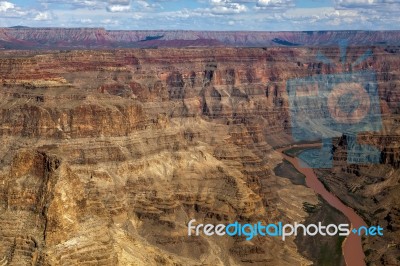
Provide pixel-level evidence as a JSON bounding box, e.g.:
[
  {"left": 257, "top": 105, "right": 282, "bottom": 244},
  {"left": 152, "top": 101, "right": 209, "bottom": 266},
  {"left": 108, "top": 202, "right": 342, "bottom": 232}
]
[{"left": 0, "top": 46, "right": 398, "bottom": 265}]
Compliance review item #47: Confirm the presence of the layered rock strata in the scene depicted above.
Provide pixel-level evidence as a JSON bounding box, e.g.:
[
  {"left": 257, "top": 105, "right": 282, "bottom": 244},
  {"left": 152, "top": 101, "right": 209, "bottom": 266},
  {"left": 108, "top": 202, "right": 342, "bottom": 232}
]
[
  {"left": 1, "top": 28, "right": 400, "bottom": 49},
  {"left": 0, "top": 46, "right": 398, "bottom": 265}
]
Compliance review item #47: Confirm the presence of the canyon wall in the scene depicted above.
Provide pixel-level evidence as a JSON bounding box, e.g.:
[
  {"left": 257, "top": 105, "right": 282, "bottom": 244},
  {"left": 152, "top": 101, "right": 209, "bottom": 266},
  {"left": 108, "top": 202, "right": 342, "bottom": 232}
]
[
  {"left": 0, "top": 46, "right": 398, "bottom": 265},
  {"left": 1, "top": 28, "right": 400, "bottom": 49}
]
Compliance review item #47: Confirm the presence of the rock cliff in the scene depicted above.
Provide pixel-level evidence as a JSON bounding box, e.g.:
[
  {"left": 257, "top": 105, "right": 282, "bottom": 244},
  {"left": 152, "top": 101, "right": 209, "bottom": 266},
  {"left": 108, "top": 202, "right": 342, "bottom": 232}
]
[
  {"left": 0, "top": 46, "right": 398, "bottom": 265},
  {"left": 1, "top": 28, "right": 400, "bottom": 49}
]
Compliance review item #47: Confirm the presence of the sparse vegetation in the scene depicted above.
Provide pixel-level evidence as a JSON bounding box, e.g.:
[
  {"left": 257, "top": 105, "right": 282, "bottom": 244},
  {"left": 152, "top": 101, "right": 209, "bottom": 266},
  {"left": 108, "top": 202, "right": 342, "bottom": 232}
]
[{"left": 303, "top": 202, "right": 318, "bottom": 213}]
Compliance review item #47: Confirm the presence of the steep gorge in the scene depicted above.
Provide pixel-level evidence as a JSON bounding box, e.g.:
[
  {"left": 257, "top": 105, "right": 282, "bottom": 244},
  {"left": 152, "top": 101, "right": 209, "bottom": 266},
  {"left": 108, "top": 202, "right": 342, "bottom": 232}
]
[{"left": 0, "top": 46, "right": 398, "bottom": 265}]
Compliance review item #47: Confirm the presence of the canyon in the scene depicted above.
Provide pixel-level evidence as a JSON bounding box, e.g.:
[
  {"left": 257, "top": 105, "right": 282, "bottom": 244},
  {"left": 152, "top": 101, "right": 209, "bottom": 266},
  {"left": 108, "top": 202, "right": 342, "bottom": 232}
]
[
  {"left": 0, "top": 44, "right": 398, "bottom": 265},
  {"left": 1, "top": 28, "right": 400, "bottom": 49}
]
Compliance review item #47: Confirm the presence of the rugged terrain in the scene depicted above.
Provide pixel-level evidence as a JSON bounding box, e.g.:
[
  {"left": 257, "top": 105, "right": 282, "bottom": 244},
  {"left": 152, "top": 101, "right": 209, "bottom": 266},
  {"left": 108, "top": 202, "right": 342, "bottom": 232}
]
[
  {"left": 0, "top": 46, "right": 398, "bottom": 265},
  {"left": 1, "top": 28, "right": 400, "bottom": 49}
]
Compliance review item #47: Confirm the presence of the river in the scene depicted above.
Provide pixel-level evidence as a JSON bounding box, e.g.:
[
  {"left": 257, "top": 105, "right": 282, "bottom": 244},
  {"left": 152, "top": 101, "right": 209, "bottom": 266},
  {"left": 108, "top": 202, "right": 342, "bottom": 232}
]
[{"left": 278, "top": 144, "right": 367, "bottom": 266}]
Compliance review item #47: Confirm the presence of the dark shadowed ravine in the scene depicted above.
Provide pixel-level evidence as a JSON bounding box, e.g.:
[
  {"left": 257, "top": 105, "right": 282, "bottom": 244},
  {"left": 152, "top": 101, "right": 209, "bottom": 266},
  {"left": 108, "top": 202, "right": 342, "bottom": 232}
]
[{"left": 279, "top": 144, "right": 367, "bottom": 266}]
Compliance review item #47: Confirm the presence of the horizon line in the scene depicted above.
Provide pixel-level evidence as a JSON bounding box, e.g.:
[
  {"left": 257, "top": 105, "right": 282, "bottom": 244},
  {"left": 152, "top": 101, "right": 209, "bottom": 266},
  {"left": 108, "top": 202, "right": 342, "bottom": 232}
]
[{"left": 3, "top": 27, "right": 400, "bottom": 32}]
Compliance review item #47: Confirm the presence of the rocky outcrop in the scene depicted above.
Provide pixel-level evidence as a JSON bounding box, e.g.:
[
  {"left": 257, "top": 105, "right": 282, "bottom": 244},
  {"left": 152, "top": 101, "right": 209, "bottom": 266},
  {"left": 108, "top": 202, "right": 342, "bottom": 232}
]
[{"left": 317, "top": 131, "right": 400, "bottom": 265}]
